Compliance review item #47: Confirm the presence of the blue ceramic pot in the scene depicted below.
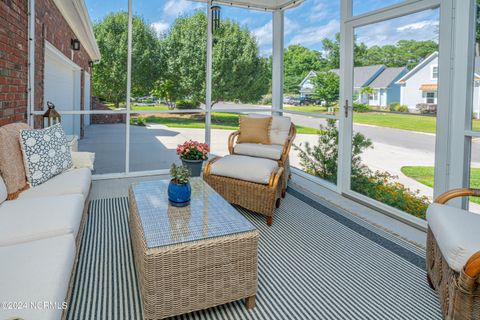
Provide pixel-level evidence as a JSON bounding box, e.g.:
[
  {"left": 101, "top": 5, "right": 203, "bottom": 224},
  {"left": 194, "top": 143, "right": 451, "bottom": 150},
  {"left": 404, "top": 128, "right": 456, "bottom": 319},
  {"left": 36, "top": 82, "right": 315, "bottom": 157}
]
[{"left": 168, "top": 180, "right": 191, "bottom": 207}]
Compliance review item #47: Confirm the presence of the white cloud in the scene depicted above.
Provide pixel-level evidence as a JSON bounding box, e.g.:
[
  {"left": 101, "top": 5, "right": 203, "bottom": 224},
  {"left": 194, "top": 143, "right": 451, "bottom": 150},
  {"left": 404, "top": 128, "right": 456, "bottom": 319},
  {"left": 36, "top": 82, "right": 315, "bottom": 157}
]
[
  {"left": 289, "top": 19, "right": 339, "bottom": 47},
  {"left": 356, "top": 17, "right": 439, "bottom": 47},
  {"left": 163, "top": 0, "right": 203, "bottom": 19},
  {"left": 397, "top": 20, "right": 438, "bottom": 32},
  {"left": 253, "top": 21, "right": 272, "bottom": 47},
  {"left": 151, "top": 21, "right": 170, "bottom": 36}
]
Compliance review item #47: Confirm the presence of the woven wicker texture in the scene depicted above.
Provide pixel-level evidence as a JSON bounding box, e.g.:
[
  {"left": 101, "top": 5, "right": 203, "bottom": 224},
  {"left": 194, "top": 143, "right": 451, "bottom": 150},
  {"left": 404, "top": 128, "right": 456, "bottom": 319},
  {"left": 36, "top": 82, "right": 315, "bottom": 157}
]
[
  {"left": 0, "top": 123, "right": 30, "bottom": 199},
  {"left": 203, "top": 159, "right": 283, "bottom": 223},
  {"left": 427, "top": 228, "right": 480, "bottom": 320},
  {"left": 128, "top": 180, "right": 259, "bottom": 319},
  {"left": 228, "top": 123, "right": 296, "bottom": 195}
]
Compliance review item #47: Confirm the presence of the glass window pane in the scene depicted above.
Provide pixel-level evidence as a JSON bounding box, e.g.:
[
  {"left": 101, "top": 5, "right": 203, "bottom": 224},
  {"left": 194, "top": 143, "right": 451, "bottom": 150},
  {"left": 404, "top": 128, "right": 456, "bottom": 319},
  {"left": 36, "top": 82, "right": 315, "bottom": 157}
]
[
  {"left": 284, "top": 0, "right": 340, "bottom": 117},
  {"left": 350, "top": 9, "right": 440, "bottom": 220},
  {"left": 470, "top": 142, "right": 480, "bottom": 213}
]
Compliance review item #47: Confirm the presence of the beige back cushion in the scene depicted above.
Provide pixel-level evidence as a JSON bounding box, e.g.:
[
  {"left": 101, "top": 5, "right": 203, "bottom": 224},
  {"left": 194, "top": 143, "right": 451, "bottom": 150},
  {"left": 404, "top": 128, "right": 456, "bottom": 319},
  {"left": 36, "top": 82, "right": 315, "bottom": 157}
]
[
  {"left": 0, "top": 123, "right": 30, "bottom": 199},
  {"left": 0, "top": 175, "right": 7, "bottom": 204},
  {"left": 237, "top": 116, "right": 272, "bottom": 144},
  {"left": 248, "top": 114, "right": 292, "bottom": 145}
]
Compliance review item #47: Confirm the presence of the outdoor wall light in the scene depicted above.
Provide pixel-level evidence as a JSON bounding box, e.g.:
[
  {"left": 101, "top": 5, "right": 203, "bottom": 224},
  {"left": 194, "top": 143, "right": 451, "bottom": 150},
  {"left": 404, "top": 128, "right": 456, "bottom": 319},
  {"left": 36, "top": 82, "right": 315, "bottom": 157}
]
[
  {"left": 88, "top": 60, "right": 94, "bottom": 68},
  {"left": 71, "top": 39, "right": 81, "bottom": 51},
  {"left": 211, "top": 5, "right": 221, "bottom": 34}
]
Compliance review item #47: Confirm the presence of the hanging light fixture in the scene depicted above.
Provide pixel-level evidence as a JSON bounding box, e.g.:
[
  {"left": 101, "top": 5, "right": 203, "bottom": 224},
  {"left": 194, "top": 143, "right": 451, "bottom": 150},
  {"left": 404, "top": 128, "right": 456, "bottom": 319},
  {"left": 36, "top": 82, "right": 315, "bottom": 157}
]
[{"left": 211, "top": 5, "right": 221, "bottom": 34}]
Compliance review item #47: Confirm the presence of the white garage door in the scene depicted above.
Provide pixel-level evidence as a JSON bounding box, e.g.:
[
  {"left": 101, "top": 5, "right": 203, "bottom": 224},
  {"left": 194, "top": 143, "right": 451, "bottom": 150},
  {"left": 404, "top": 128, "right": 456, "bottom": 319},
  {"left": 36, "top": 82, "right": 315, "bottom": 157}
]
[{"left": 44, "top": 42, "right": 81, "bottom": 136}]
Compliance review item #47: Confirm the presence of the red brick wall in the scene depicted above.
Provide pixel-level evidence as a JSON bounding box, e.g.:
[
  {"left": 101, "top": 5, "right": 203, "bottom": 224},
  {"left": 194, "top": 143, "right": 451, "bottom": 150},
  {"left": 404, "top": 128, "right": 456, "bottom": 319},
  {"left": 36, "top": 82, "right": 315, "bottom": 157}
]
[
  {"left": 0, "top": 0, "right": 28, "bottom": 126},
  {"left": 0, "top": 0, "right": 94, "bottom": 128}
]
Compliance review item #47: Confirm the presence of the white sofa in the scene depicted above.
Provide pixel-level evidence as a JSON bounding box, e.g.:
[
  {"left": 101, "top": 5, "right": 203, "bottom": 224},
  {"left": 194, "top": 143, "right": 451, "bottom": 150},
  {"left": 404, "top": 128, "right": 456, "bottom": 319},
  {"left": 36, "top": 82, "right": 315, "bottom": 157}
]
[{"left": 0, "top": 168, "right": 91, "bottom": 320}]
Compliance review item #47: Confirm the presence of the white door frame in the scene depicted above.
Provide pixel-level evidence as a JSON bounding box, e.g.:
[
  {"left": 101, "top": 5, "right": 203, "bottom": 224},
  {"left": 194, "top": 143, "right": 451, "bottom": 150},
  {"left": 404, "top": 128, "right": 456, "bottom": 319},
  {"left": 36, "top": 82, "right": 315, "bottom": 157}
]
[{"left": 338, "top": 0, "right": 462, "bottom": 229}]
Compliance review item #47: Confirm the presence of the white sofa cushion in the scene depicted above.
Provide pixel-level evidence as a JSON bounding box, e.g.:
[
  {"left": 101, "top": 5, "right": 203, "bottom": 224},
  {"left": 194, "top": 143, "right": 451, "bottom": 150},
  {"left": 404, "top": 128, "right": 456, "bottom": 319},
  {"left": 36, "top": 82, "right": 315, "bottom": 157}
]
[
  {"left": 0, "top": 176, "right": 6, "bottom": 204},
  {"left": 0, "top": 194, "right": 84, "bottom": 246},
  {"left": 210, "top": 155, "right": 278, "bottom": 184},
  {"left": 0, "top": 235, "right": 75, "bottom": 320},
  {"left": 71, "top": 151, "right": 95, "bottom": 170},
  {"left": 19, "top": 168, "right": 91, "bottom": 201},
  {"left": 427, "top": 203, "right": 480, "bottom": 272},
  {"left": 248, "top": 114, "right": 292, "bottom": 145},
  {"left": 234, "top": 143, "right": 283, "bottom": 160}
]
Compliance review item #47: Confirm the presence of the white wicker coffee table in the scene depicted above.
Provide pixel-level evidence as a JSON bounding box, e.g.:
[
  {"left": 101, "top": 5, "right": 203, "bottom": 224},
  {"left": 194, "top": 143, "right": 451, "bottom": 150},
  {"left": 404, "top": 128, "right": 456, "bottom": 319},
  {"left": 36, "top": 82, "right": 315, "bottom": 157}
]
[{"left": 128, "top": 178, "right": 259, "bottom": 319}]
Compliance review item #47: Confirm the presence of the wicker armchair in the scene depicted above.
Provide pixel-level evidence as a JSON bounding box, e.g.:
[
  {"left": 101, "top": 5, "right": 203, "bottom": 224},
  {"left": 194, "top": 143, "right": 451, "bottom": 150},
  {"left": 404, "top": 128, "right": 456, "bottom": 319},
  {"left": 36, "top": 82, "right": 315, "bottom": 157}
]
[
  {"left": 227, "top": 123, "right": 296, "bottom": 197},
  {"left": 427, "top": 188, "right": 480, "bottom": 319}
]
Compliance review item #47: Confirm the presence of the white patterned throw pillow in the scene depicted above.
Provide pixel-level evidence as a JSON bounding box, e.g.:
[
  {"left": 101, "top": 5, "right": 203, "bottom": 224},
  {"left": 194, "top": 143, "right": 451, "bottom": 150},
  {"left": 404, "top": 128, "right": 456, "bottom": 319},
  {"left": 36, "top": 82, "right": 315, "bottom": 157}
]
[{"left": 20, "top": 124, "right": 73, "bottom": 187}]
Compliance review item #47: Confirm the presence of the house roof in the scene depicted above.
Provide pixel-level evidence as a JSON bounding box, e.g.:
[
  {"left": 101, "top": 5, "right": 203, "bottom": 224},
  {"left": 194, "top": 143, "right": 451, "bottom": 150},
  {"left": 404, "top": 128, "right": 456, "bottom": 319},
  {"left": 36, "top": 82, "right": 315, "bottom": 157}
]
[
  {"left": 331, "top": 65, "right": 385, "bottom": 88},
  {"left": 192, "top": 0, "right": 303, "bottom": 11},
  {"left": 396, "top": 52, "right": 438, "bottom": 84},
  {"left": 53, "top": 0, "right": 101, "bottom": 61},
  {"left": 369, "top": 67, "right": 407, "bottom": 89}
]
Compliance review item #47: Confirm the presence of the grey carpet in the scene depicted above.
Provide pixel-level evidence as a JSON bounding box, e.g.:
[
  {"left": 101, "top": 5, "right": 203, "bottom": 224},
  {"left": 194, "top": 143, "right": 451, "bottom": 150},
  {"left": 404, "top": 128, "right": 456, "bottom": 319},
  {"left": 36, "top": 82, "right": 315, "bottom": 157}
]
[{"left": 67, "top": 191, "right": 442, "bottom": 320}]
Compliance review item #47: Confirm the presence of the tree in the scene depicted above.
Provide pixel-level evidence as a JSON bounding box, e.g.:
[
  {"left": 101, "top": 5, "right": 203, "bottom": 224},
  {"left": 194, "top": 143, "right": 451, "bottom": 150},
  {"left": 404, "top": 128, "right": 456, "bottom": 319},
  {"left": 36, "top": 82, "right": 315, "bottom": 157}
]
[
  {"left": 283, "top": 45, "right": 323, "bottom": 94},
  {"left": 312, "top": 71, "right": 340, "bottom": 107},
  {"left": 162, "top": 12, "right": 270, "bottom": 106},
  {"left": 151, "top": 79, "right": 180, "bottom": 110},
  {"left": 92, "top": 13, "right": 161, "bottom": 107}
]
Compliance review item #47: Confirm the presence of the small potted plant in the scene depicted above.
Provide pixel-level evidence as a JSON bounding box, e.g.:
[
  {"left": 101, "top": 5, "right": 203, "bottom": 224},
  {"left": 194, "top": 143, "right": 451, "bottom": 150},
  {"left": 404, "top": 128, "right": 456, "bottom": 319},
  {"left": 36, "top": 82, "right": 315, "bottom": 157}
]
[
  {"left": 176, "top": 140, "right": 210, "bottom": 177},
  {"left": 168, "top": 164, "right": 192, "bottom": 207}
]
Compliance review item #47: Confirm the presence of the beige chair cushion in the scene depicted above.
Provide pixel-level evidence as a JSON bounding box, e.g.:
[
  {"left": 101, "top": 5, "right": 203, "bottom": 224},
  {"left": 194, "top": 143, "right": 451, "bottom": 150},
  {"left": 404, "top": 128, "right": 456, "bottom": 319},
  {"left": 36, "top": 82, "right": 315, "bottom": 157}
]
[
  {"left": 19, "top": 168, "right": 91, "bottom": 202},
  {"left": 210, "top": 155, "right": 278, "bottom": 184},
  {"left": 0, "top": 235, "right": 75, "bottom": 320},
  {"left": 0, "top": 194, "right": 84, "bottom": 246},
  {"left": 0, "top": 176, "right": 6, "bottom": 204},
  {"left": 237, "top": 116, "right": 272, "bottom": 144},
  {"left": 234, "top": 143, "right": 283, "bottom": 160},
  {"left": 0, "top": 123, "right": 30, "bottom": 199},
  {"left": 248, "top": 114, "right": 292, "bottom": 145},
  {"left": 427, "top": 203, "right": 480, "bottom": 272}
]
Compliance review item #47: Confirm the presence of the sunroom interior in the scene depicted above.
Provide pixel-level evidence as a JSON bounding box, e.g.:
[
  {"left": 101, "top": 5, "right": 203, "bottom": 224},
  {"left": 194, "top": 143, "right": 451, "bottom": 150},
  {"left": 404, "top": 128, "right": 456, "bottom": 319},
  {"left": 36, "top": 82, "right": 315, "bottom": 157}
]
[{"left": 2, "top": 0, "right": 480, "bottom": 319}]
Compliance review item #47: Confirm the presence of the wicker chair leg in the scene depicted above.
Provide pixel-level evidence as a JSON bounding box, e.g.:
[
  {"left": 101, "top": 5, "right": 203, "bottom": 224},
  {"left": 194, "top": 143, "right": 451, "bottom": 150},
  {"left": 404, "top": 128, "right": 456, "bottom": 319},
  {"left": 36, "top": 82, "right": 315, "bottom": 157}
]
[
  {"left": 245, "top": 295, "right": 256, "bottom": 309},
  {"left": 266, "top": 216, "right": 273, "bottom": 226},
  {"left": 275, "top": 198, "right": 281, "bottom": 208},
  {"left": 427, "top": 274, "right": 435, "bottom": 290},
  {"left": 281, "top": 188, "right": 286, "bottom": 198}
]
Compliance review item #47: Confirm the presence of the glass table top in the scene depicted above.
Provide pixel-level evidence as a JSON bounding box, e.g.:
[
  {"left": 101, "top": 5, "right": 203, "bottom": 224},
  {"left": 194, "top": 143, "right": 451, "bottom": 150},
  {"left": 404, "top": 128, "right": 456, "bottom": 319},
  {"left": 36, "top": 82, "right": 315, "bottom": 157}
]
[{"left": 130, "top": 178, "right": 256, "bottom": 249}]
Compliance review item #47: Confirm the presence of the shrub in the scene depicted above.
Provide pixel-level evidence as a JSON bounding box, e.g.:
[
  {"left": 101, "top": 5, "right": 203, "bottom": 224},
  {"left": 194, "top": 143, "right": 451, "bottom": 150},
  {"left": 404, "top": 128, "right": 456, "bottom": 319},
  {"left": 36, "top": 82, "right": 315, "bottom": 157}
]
[
  {"left": 260, "top": 94, "right": 272, "bottom": 105},
  {"left": 416, "top": 103, "right": 437, "bottom": 115},
  {"left": 176, "top": 100, "right": 200, "bottom": 109},
  {"left": 389, "top": 103, "right": 409, "bottom": 113},
  {"left": 294, "top": 119, "right": 429, "bottom": 218},
  {"left": 130, "top": 117, "right": 146, "bottom": 126},
  {"left": 353, "top": 103, "right": 371, "bottom": 113}
]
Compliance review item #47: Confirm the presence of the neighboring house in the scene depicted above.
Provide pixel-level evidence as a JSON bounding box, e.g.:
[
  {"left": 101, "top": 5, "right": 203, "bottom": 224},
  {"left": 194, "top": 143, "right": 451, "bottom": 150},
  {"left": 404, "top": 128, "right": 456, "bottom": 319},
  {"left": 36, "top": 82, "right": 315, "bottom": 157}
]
[
  {"left": 396, "top": 51, "right": 480, "bottom": 116},
  {"left": 299, "top": 65, "right": 407, "bottom": 107},
  {"left": 0, "top": 0, "right": 100, "bottom": 135}
]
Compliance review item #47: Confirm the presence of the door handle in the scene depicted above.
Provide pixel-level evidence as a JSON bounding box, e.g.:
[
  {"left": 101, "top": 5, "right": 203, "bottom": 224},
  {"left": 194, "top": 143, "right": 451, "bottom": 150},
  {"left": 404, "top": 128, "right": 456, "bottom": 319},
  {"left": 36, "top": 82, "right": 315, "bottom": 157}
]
[{"left": 344, "top": 100, "right": 350, "bottom": 118}]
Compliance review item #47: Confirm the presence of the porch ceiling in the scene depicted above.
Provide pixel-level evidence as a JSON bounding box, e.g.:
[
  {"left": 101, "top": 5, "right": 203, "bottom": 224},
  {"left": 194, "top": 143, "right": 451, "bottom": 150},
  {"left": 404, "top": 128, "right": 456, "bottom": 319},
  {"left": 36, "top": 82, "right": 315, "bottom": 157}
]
[{"left": 192, "top": 0, "right": 304, "bottom": 11}]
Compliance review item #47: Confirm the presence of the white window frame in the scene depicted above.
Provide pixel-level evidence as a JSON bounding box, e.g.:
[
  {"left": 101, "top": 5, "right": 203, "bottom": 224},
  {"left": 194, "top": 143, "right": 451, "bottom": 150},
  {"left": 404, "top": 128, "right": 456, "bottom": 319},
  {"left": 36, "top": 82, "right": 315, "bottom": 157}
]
[{"left": 431, "top": 65, "right": 439, "bottom": 80}]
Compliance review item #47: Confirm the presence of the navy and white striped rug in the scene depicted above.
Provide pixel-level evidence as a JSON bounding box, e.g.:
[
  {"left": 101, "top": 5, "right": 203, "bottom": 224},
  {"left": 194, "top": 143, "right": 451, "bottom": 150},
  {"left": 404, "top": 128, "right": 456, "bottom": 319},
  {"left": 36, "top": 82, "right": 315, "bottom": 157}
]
[{"left": 67, "top": 190, "right": 442, "bottom": 320}]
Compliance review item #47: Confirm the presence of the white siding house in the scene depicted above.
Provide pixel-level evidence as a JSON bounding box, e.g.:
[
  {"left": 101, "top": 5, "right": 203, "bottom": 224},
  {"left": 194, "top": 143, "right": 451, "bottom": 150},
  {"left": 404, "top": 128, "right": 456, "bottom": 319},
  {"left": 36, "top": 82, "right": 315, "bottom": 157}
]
[{"left": 397, "top": 52, "right": 480, "bottom": 116}]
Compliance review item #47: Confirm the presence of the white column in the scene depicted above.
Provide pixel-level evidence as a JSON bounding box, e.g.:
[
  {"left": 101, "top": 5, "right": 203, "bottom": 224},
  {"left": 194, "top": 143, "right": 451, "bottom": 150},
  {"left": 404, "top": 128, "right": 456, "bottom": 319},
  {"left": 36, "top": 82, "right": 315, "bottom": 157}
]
[
  {"left": 125, "top": 0, "right": 133, "bottom": 174},
  {"left": 205, "top": 2, "right": 213, "bottom": 146},
  {"left": 28, "top": 0, "right": 35, "bottom": 127},
  {"left": 272, "top": 10, "right": 284, "bottom": 114}
]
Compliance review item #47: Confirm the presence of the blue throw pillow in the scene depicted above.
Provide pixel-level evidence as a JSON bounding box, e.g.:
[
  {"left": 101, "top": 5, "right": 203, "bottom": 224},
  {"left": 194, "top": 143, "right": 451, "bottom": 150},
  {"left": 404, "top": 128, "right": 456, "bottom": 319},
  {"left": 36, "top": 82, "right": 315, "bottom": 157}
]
[{"left": 20, "top": 124, "right": 73, "bottom": 187}]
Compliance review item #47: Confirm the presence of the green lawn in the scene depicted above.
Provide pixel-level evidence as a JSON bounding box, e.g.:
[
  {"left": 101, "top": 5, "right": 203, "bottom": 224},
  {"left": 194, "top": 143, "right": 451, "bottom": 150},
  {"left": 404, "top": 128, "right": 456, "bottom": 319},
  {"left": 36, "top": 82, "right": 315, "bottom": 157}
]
[
  {"left": 401, "top": 166, "right": 480, "bottom": 204},
  {"left": 134, "top": 112, "right": 319, "bottom": 134},
  {"left": 285, "top": 105, "right": 329, "bottom": 113}
]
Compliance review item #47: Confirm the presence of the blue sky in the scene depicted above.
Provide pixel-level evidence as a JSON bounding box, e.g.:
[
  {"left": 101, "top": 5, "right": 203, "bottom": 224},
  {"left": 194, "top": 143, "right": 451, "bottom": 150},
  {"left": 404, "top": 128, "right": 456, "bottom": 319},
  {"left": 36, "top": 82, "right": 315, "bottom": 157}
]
[{"left": 85, "top": 0, "right": 439, "bottom": 56}]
